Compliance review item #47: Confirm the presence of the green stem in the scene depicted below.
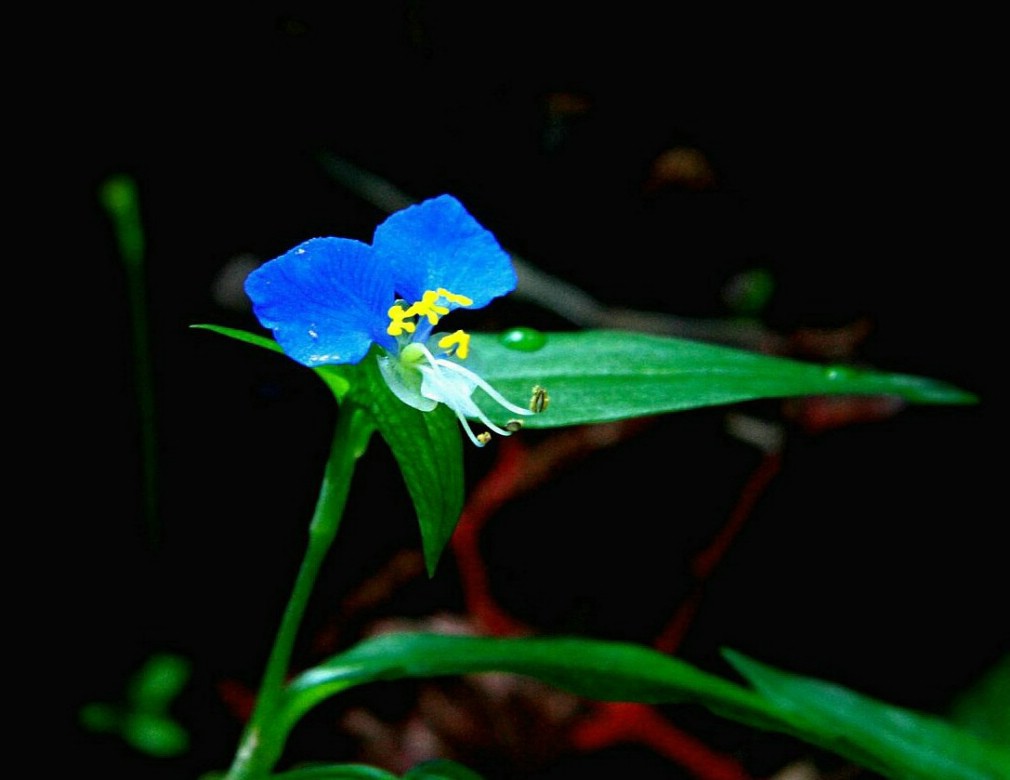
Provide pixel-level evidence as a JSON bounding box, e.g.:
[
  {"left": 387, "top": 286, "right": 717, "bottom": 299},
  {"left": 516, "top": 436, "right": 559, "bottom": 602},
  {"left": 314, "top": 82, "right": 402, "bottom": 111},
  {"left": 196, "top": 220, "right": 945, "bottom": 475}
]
[
  {"left": 100, "top": 175, "right": 160, "bottom": 547},
  {"left": 224, "top": 403, "right": 372, "bottom": 780}
]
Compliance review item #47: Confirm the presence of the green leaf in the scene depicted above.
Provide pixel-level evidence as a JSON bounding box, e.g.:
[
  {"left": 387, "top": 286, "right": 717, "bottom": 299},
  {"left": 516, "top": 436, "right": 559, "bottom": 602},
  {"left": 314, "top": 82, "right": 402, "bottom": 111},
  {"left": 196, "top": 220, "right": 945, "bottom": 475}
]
[
  {"left": 78, "top": 701, "right": 120, "bottom": 733},
  {"left": 127, "top": 653, "right": 190, "bottom": 710},
  {"left": 122, "top": 711, "right": 190, "bottom": 758},
  {"left": 272, "top": 764, "right": 399, "bottom": 779},
  {"left": 192, "top": 323, "right": 285, "bottom": 354},
  {"left": 949, "top": 655, "right": 1010, "bottom": 750},
  {"left": 269, "top": 761, "right": 482, "bottom": 780},
  {"left": 279, "top": 632, "right": 1009, "bottom": 780},
  {"left": 352, "top": 354, "right": 464, "bottom": 578},
  {"left": 192, "top": 324, "right": 355, "bottom": 400},
  {"left": 100, "top": 174, "right": 145, "bottom": 268},
  {"left": 195, "top": 323, "right": 975, "bottom": 579},
  {"left": 278, "top": 632, "right": 772, "bottom": 738},
  {"left": 723, "top": 649, "right": 1010, "bottom": 780},
  {"left": 403, "top": 759, "right": 484, "bottom": 779},
  {"left": 470, "top": 330, "right": 977, "bottom": 428}
]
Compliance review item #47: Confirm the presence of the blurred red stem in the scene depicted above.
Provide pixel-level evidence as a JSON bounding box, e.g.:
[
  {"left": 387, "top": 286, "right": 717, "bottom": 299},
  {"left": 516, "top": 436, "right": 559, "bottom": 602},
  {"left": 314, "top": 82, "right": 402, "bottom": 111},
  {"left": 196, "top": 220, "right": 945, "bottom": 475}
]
[{"left": 569, "top": 702, "right": 753, "bottom": 780}]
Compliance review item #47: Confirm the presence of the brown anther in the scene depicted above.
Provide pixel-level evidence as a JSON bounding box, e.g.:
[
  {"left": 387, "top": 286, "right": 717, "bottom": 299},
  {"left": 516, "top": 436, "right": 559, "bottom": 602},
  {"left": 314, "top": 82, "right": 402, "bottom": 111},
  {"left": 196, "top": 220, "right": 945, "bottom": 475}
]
[{"left": 529, "top": 385, "right": 550, "bottom": 413}]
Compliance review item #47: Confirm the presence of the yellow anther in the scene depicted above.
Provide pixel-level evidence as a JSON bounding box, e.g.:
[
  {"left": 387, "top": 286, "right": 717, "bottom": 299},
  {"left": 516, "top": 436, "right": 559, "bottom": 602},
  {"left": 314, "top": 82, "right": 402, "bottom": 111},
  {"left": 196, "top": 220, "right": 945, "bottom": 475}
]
[
  {"left": 387, "top": 304, "right": 417, "bottom": 337},
  {"left": 410, "top": 290, "right": 450, "bottom": 325},
  {"left": 477, "top": 432, "right": 492, "bottom": 445},
  {"left": 437, "top": 288, "right": 474, "bottom": 307},
  {"left": 437, "top": 329, "right": 471, "bottom": 360}
]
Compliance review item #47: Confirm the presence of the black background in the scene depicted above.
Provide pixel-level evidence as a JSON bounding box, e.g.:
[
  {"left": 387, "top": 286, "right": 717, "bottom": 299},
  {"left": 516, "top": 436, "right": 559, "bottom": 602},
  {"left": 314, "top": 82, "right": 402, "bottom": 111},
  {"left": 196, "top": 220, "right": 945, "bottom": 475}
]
[{"left": 31, "top": 6, "right": 1005, "bottom": 778}]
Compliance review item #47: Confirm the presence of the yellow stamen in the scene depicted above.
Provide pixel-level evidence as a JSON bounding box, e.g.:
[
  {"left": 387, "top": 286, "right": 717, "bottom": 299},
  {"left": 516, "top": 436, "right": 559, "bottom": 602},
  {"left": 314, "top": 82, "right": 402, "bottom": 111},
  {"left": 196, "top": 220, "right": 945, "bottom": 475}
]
[
  {"left": 387, "top": 304, "right": 417, "bottom": 337},
  {"left": 437, "top": 288, "right": 474, "bottom": 307},
  {"left": 437, "top": 329, "right": 471, "bottom": 360},
  {"left": 410, "top": 290, "right": 450, "bottom": 325}
]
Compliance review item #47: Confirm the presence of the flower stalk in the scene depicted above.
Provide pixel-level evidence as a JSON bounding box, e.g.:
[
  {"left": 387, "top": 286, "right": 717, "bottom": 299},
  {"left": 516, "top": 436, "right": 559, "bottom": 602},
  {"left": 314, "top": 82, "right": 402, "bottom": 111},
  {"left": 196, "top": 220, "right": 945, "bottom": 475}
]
[{"left": 223, "top": 403, "right": 373, "bottom": 780}]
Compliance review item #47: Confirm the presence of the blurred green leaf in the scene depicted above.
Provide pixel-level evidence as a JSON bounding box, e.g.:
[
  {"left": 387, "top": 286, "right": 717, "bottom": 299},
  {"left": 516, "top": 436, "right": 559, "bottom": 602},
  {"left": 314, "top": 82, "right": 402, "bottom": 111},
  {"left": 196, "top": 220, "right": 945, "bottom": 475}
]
[
  {"left": 723, "top": 268, "right": 775, "bottom": 316},
  {"left": 404, "top": 759, "right": 484, "bottom": 779},
  {"left": 269, "top": 761, "right": 481, "bottom": 780},
  {"left": 128, "top": 653, "right": 191, "bottom": 710},
  {"left": 99, "top": 174, "right": 145, "bottom": 268},
  {"left": 470, "top": 329, "right": 977, "bottom": 428},
  {"left": 950, "top": 655, "right": 1010, "bottom": 747},
  {"left": 79, "top": 652, "right": 192, "bottom": 759},
  {"left": 723, "top": 649, "right": 1010, "bottom": 780},
  {"left": 122, "top": 711, "right": 190, "bottom": 758},
  {"left": 272, "top": 765, "right": 399, "bottom": 779},
  {"left": 78, "top": 701, "right": 120, "bottom": 733}
]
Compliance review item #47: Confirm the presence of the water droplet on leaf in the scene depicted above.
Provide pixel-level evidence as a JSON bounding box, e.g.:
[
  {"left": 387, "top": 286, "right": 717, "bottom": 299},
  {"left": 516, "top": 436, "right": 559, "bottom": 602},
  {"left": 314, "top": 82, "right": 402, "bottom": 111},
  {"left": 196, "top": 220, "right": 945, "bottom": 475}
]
[
  {"left": 823, "top": 364, "right": 857, "bottom": 381},
  {"left": 499, "top": 327, "right": 547, "bottom": 351}
]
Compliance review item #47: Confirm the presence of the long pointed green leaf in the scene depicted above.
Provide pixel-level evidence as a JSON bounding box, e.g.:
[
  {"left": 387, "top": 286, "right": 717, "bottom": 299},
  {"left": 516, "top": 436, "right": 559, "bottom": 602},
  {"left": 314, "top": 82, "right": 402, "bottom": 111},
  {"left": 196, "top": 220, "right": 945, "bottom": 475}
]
[
  {"left": 193, "top": 323, "right": 284, "bottom": 354},
  {"left": 280, "top": 633, "right": 1009, "bottom": 780},
  {"left": 469, "top": 330, "right": 977, "bottom": 428},
  {"left": 279, "top": 632, "right": 773, "bottom": 737},
  {"left": 723, "top": 649, "right": 1010, "bottom": 780}
]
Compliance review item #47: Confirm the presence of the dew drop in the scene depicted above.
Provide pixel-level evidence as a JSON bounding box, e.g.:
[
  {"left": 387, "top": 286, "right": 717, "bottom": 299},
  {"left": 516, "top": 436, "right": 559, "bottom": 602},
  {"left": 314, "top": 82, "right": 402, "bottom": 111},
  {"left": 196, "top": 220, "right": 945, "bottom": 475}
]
[
  {"left": 823, "top": 364, "right": 857, "bottom": 381},
  {"left": 499, "top": 327, "right": 547, "bottom": 351}
]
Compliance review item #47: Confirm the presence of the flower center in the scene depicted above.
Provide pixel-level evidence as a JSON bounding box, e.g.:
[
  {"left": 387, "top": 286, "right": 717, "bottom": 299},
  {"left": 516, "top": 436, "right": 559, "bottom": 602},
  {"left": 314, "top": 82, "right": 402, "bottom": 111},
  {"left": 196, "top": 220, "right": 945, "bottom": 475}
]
[
  {"left": 386, "top": 288, "right": 474, "bottom": 338},
  {"left": 378, "top": 287, "right": 539, "bottom": 447}
]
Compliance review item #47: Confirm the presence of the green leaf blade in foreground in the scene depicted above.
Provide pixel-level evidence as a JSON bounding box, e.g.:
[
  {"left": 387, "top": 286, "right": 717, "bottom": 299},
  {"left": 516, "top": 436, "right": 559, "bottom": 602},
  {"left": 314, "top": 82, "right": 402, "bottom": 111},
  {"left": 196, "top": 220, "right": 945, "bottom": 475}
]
[
  {"left": 270, "top": 759, "right": 483, "bottom": 780},
  {"left": 280, "top": 632, "right": 773, "bottom": 738},
  {"left": 470, "top": 330, "right": 977, "bottom": 428},
  {"left": 281, "top": 633, "right": 1010, "bottom": 780},
  {"left": 272, "top": 764, "right": 399, "bottom": 779},
  {"left": 403, "top": 759, "right": 485, "bottom": 779},
  {"left": 723, "top": 649, "right": 1010, "bottom": 780}
]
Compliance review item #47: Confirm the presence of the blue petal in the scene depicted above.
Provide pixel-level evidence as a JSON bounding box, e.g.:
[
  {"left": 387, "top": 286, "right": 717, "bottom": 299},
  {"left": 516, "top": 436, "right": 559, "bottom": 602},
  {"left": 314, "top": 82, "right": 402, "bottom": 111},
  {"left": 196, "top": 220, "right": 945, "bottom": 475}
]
[
  {"left": 244, "top": 237, "right": 396, "bottom": 366},
  {"left": 373, "top": 194, "right": 517, "bottom": 310}
]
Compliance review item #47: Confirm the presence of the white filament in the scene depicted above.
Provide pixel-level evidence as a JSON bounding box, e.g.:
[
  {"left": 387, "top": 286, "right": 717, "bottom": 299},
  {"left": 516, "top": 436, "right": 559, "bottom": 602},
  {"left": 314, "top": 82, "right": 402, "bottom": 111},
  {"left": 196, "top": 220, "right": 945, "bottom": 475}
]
[{"left": 408, "top": 343, "right": 533, "bottom": 447}]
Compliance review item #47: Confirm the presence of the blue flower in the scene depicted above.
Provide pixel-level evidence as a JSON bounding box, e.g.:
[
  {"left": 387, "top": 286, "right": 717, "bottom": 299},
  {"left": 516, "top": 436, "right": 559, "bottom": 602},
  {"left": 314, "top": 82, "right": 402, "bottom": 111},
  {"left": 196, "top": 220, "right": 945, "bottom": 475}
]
[{"left": 245, "top": 194, "right": 533, "bottom": 446}]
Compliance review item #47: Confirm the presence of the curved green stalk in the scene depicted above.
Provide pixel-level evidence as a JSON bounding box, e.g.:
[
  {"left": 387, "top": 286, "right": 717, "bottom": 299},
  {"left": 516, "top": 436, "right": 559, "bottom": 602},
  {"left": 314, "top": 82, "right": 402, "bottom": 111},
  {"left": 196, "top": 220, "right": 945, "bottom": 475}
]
[{"left": 224, "top": 403, "right": 373, "bottom": 780}]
